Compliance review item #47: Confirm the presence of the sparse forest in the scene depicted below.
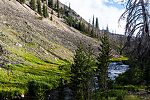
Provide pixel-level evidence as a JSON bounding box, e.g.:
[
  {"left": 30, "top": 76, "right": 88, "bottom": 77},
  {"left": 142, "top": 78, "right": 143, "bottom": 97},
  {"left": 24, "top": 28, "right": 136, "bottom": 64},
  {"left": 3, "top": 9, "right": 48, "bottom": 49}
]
[{"left": 0, "top": 0, "right": 149, "bottom": 100}]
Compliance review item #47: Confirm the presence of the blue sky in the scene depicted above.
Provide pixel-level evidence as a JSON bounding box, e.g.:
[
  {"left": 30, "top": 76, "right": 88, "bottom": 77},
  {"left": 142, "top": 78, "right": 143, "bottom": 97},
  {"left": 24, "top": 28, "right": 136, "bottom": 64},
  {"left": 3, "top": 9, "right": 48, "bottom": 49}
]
[
  {"left": 104, "top": 0, "right": 125, "bottom": 9},
  {"left": 59, "top": 0, "right": 126, "bottom": 34}
]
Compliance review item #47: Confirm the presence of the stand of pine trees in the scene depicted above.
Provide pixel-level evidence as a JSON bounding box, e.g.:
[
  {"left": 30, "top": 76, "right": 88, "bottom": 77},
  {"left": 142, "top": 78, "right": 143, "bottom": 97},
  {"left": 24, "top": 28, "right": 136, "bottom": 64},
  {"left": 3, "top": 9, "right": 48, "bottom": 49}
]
[
  {"left": 71, "top": 37, "right": 111, "bottom": 99},
  {"left": 18, "top": 0, "right": 100, "bottom": 39}
]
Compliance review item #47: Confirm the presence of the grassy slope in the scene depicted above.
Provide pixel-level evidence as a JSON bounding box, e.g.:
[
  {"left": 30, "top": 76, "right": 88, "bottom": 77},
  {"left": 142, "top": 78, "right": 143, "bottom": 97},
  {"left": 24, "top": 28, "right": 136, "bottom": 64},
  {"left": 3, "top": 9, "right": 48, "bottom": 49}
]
[{"left": 0, "top": 26, "right": 72, "bottom": 96}]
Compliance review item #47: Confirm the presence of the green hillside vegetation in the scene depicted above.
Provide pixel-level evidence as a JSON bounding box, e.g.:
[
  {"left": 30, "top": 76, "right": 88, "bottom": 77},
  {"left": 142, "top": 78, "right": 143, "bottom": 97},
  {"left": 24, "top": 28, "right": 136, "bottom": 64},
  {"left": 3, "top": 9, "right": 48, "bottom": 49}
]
[
  {"left": 110, "top": 56, "right": 128, "bottom": 62},
  {"left": 0, "top": 24, "right": 73, "bottom": 99}
]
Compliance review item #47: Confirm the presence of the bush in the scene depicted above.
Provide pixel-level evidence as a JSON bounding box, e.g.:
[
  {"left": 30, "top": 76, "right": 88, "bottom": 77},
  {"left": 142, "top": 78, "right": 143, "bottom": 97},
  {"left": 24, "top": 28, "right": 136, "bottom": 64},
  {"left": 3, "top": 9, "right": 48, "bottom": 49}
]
[
  {"left": 108, "top": 90, "right": 127, "bottom": 97},
  {"left": 116, "top": 95, "right": 124, "bottom": 100},
  {"left": 116, "top": 68, "right": 143, "bottom": 85},
  {"left": 113, "top": 85, "right": 139, "bottom": 92},
  {"left": 124, "top": 85, "right": 138, "bottom": 92},
  {"left": 27, "top": 80, "right": 51, "bottom": 100},
  {"left": 93, "top": 90, "right": 127, "bottom": 99},
  {"left": 0, "top": 87, "right": 25, "bottom": 100}
]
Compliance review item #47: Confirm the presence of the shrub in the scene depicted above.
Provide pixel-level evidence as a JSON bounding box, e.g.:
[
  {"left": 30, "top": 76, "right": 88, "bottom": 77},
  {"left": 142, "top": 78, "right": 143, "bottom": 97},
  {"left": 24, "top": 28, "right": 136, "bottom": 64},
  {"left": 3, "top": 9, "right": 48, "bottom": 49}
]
[
  {"left": 0, "top": 87, "right": 25, "bottom": 100},
  {"left": 113, "top": 85, "right": 139, "bottom": 92},
  {"left": 108, "top": 90, "right": 127, "bottom": 97},
  {"left": 116, "top": 95, "right": 124, "bottom": 100},
  {"left": 27, "top": 80, "right": 51, "bottom": 100},
  {"left": 116, "top": 68, "right": 143, "bottom": 85}
]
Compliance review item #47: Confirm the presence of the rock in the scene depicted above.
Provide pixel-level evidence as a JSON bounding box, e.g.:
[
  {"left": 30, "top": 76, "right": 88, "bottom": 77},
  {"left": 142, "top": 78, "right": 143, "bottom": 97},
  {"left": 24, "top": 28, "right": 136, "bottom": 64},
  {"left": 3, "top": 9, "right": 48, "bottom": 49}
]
[{"left": 16, "top": 43, "right": 23, "bottom": 47}]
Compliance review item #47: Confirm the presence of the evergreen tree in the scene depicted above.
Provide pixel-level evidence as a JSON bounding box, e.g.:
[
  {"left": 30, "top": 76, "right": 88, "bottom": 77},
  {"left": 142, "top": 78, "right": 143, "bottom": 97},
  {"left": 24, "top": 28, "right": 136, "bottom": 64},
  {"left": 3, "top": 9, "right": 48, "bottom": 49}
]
[
  {"left": 37, "top": 0, "right": 42, "bottom": 16},
  {"left": 77, "top": 20, "right": 85, "bottom": 32},
  {"left": 18, "top": 0, "right": 25, "bottom": 4},
  {"left": 95, "top": 17, "right": 99, "bottom": 29},
  {"left": 50, "top": 15, "right": 53, "bottom": 21},
  {"left": 69, "top": 3, "right": 71, "bottom": 10},
  {"left": 91, "top": 28, "right": 94, "bottom": 37},
  {"left": 92, "top": 15, "right": 95, "bottom": 27},
  {"left": 63, "top": 5, "right": 66, "bottom": 15},
  {"left": 56, "top": 0, "right": 60, "bottom": 17},
  {"left": 106, "top": 25, "right": 109, "bottom": 32},
  {"left": 87, "top": 19, "right": 91, "bottom": 35},
  {"left": 71, "top": 45, "right": 94, "bottom": 100},
  {"left": 56, "top": 0, "right": 59, "bottom": 11},
  {"left": 50, "top": 9, "right": 53, "bottom": 21},
  {"left": 97, "top": 32, "right": 111, "bottom": 99},
  {"left": 91, "top": 15, "right": 95, "bottom": 37},
  {"left": 57, "top": 10, "right": 60, "bottom": 18},
  {"left": 30, "top": 0, "right": 36, "bottom": 11},
  {"left": 63, "top": 5, "right": 69, "bottom": 17},
  {"left": 48, "top": 0, "right": 53, "bottom": 8},
  {"left": 45, "top": 4, "right": 49, "bottom": 18},
  {"left": 51, "top": 9, "right": 53, "bottom": 15},
  {"left": 43, "top": 3, "right": 49, "bottom": 18}
]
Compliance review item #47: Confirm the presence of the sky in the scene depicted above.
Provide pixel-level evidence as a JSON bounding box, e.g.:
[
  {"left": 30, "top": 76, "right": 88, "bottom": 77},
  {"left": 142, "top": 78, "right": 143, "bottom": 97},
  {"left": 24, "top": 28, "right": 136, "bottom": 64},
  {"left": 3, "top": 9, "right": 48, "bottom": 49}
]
[{"left": 59, "top": 0, "right": 126, "bottom": 34}]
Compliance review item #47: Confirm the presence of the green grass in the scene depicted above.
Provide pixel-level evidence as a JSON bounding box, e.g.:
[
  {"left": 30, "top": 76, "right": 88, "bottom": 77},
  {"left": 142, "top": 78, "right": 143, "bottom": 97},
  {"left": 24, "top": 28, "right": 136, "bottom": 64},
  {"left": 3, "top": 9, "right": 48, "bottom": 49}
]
[
  {"left": 124, "top": 95, "right": 140, "bottom": 100},
  {"left": 110, "top": 56, "right": 128, "bottom": 62},
  {"left": 0, "top": 47, "right": 71, "bottom": 98}
]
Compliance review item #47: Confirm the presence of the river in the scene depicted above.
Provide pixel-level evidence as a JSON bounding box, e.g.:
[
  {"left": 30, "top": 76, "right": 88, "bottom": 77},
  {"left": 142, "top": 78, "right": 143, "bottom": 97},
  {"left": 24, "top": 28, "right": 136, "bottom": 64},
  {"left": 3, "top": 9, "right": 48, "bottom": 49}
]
[
  {"left": 45, "top": 62, "right": 129, "bottom": 100},
  {"left": 108, "top": 62, "right": 129, "bottom": 80}
]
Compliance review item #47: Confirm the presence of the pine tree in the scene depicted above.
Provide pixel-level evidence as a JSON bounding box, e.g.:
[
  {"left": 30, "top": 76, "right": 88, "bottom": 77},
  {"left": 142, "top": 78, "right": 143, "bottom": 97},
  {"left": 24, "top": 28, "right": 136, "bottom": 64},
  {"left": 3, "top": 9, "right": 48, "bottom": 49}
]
[
  {"left": 57, "top": 10, "right": 60, "bottom": 18},
  {"left": 56, "top": 0, "right": 60, "bottom": 17},
  {"left": 37, "top": 0, "right": 42, "bottom": 16},
  {"left": 48, "top": 0, "right": 53, "bottom": 8},
  {"left": 71, "top": 45, "right": 94, "bottom": 100},
  {"left": 51, "top": 9, "right": 53, "bottom": 14},
  {"left": 56, "top": 0, "right": 59, "bottom": 11},
  {"left": 106, "top": 25, "right": 109, "bottom": 32},
  {"left": 91, "top": 28, "right": 94, "bottom": 37},
  {"left": 91, "top": 15, "right": 95, "bottom": 37},
  {"left": 18, "top": 0, "right": 25, "bottom": 4},
  {"left": 97, "top": 32, "right": 111, "bottom": 99},
  {"left": 30, "top": 0, "right": 36, "bottom": 11},
  {"left": 87, "top": 19, "right": 91, "bottom": 35},
  {"left": 50, "top": 15, "right": 53, "bottom": 21},
  {"left": 43, "top": 3, "right": 49, "bottom": 18},
  {"left": 69, "top": 3, "right": 71, "bottom": 10},
  {"left": 95, "top": 17, "right": 99, "bottom": 29},
  {"left": 92, "top": 15, "right": 95, "bottom": 27},
  {"left": 50, "top": 10, "right": 53, "bottom": 21}
]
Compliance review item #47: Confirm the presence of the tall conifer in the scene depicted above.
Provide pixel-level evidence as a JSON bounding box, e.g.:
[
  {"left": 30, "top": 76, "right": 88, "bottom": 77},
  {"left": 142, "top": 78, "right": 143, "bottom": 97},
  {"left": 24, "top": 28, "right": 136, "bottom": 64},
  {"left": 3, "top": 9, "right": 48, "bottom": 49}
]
[
  {"left": 97, "top": 32, "right": 111, "bottom": 99},
  {"left": 48, "top": 0, "right": 53, "bottom": 8},
  {"left": 56, "top": 0, "right": 60, "bottom": 17},
  {"left": 43, "top": 3, "right": 49, "bottom": 18},
  {"left": 30, "top": 0, "right": 36, "bottom": 11},
  {"left": 71, "top": 45, "right": 94, "bottom": 100},
  {"left": 37, "top": 0, "right": 42, "bottom": 16},
  {"left": 92, "top": 15, "right": 95, "bottom": 27},
  {"left": 95, "top": 17, "right": 99, "bottom": 29}
]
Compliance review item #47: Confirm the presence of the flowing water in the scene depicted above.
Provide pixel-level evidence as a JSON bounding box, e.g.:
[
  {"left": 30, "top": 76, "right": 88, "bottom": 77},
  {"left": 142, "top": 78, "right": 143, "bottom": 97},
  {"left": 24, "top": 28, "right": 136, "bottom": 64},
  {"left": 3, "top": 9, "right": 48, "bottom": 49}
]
[{"left": 108, "top": 62, "right": 129, "bottom": 80}]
